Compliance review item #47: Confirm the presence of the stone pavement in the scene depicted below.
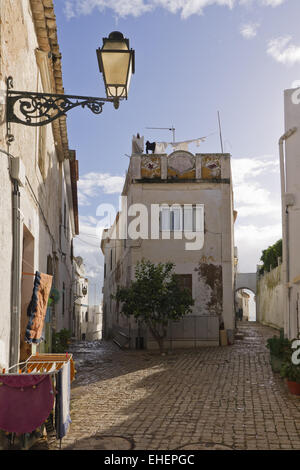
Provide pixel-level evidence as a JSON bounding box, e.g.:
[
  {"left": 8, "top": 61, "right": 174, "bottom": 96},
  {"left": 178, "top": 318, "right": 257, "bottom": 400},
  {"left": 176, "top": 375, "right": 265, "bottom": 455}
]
[{"left": 32, "top": 322, "right": 300, "bottom": 450}]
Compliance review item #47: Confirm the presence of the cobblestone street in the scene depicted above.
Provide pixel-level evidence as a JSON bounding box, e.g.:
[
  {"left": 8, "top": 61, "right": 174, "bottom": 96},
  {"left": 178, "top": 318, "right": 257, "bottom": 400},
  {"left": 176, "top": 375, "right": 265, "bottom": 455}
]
[{"left": 33, "top": 322, "right": 300, "bottom": 451}]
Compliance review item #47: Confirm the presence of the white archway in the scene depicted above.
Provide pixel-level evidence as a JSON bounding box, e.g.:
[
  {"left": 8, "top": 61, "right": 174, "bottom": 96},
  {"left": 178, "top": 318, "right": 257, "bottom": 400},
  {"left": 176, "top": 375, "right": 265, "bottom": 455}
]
[{"left": 235, "top": 273, "right": 257, "bottom": 295}]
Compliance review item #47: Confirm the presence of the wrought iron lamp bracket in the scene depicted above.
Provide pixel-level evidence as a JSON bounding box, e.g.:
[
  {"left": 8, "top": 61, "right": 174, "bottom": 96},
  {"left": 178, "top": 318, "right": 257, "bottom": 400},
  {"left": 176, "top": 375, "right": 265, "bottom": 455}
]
[{"left": 6, "top": 76, "right": 120, "bottom": 143}]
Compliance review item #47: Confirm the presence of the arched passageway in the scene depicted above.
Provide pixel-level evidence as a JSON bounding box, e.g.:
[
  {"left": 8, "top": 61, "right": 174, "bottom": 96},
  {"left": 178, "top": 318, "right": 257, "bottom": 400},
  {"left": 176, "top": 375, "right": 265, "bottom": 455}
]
[
  {"left": 235, "top": 273, "right": 257, "bottom": 294},
  {"left": 235, "top": 287, "right": 256, "bottom": 322},
  {"left": 235, "top": 273, "right": 257, "bottom": 322}
]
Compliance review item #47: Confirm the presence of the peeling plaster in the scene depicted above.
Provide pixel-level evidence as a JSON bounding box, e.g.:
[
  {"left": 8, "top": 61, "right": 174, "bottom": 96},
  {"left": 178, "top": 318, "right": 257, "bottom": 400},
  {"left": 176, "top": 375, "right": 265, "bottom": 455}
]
[{"left": 195, "top": 263, "right": 223, "bottom": 316}]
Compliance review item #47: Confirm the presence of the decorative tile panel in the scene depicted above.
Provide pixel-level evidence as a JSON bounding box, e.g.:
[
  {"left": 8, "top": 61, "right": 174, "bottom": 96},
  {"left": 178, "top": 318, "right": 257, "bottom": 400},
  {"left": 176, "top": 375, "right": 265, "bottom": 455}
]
[
  {"left": 201, "top": 155, "right": 221, "bottom": 179},
  {"left": 141, "top": 155, "right": 161, "bottom": 178}
]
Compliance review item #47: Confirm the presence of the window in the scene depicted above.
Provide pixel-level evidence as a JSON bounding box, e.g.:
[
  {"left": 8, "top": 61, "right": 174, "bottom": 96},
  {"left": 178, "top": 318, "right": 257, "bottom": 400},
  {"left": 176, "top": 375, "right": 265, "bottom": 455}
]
[
  {"left": 46, "top": 255, "right": 53, "bottom": 275},
  {"left": 62, "top": 282, "right": 65, "bottom": 316},
  {"left": 63, "top": 202, "right": 67, "bottom": 235},
  {"left": 160, "top": 204, "right": 182, "bottom": 231},
  {"left": 159, "top": 204, "right": 204, "bottom": 232},
  {"left": 69, "top": 288, "right": 72, "bottom": 315},
  {"left": 174, "top": 274, "right": 193, "bottom": 295}
]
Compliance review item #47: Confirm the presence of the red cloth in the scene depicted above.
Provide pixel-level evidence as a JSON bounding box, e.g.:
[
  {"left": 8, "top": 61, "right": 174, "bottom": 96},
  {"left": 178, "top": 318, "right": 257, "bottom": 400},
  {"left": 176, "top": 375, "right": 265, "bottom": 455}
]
[{"left": 0, "top": 374, "right": 54, "bottom": 433}]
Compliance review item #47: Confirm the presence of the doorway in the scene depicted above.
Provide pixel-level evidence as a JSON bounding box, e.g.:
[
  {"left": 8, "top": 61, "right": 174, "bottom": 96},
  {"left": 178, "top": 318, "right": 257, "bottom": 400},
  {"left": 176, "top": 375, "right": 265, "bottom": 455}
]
[{"left": 20, "top": 226, "right": 35, "bottom": 362}]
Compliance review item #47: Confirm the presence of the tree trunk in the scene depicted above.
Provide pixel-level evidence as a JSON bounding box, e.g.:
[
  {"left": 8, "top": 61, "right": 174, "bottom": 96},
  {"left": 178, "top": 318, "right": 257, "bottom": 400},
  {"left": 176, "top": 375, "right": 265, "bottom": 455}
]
[
  {"left": 148, "top": 323, "right": 165, "bottom": 354},
  {"left": 157, "top": 336, "right": 164, "bottom": 355}
]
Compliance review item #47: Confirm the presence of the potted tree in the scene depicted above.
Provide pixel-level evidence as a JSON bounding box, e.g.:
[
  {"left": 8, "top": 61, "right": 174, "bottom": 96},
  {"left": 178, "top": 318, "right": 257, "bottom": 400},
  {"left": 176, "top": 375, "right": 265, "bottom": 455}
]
[
  {"left": 266, "top": 329, "right": 291, "bottom": 373},
  {"left": 280, "top": 360, "right": 300, "bottom": 395}
]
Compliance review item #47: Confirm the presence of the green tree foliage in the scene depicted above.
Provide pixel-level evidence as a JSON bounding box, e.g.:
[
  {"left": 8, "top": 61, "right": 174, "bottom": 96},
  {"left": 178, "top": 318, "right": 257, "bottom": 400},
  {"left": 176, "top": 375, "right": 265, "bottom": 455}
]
[
  {"left": 114, "top": 259, "right": 194, "bottom": 353},
  {"left": 260, "top": 239, "right": 282, "bottom": 274},
  {"left": 266, "top": 329, "right": 291, "bottom": 358},
  {"left": 52, "top": 328, "right": 72, "bottom": 353}
]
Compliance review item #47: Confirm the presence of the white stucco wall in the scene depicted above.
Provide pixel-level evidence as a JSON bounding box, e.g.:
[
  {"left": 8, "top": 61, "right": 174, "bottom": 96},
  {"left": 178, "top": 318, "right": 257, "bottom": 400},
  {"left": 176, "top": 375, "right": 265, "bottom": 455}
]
[
  {"left": 283, "top": 89, "right": 300, "bottom": 339},
  {"left": 256, "top": 265, "right": 284, "bottom": 330},
  {"left": 0, "top": 1, "right": 76, "bottom": 367}
]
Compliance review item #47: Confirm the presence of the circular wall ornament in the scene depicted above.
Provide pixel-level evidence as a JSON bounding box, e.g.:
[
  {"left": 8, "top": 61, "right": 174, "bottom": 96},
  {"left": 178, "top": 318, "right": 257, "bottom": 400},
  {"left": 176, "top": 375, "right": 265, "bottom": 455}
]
[{"left": 167, "top": 151, "right": 195, "bottom": 175}]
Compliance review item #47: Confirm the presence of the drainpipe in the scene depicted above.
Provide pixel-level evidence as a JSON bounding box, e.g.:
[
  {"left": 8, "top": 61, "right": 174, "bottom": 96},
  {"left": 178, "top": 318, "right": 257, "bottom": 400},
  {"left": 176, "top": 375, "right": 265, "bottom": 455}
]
[
  {"left": 279, "top": 127, "right": 297, "bottom": 339},
  {"left": 9, "top": 179, "right": 21, "bottom": 371}
]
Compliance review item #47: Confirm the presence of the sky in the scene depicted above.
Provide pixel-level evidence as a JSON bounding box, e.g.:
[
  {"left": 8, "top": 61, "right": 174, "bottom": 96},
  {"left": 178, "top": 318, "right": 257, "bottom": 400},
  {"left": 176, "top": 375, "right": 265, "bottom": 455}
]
[{"left": 53, "top": 0, "right": 300, "bottom": 305}]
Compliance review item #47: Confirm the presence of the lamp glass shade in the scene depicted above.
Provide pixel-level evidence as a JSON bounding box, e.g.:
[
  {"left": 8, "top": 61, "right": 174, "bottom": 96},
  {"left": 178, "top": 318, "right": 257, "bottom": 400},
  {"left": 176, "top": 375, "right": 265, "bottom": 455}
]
[
  {"left": 82, "top": 286, "right": 87, "bottom": 296},
  {"left": 97, "top": 33, "right": 134, "bottom": 99}
]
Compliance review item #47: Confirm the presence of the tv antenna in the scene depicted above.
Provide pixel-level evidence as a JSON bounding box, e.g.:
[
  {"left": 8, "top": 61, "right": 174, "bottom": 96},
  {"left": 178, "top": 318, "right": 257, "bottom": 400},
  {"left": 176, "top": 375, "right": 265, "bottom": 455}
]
[
  {"left": 217, "top": 111, "right": 224, "bottom": 153},
  {"left": 146, "top": 126, "right": 176, "bottom": 143}
]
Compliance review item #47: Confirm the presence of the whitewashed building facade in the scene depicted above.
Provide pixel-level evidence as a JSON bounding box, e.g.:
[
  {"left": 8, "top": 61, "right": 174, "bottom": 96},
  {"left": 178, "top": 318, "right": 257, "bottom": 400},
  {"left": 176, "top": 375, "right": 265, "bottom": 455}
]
[
  {"left": 101, "top": 137, "right": 236, "bottom": 349},
  {"left": 0, "top": 0, "right": 79, "bottom": 369}
]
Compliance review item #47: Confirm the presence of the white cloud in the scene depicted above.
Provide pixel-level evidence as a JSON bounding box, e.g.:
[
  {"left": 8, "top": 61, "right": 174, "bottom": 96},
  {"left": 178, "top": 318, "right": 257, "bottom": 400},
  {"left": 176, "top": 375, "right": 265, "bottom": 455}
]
[
  {"left": 64, "top": 0, "right": 76, "bottom": 18},
  {"left": 66, "top": 0, "right": 285, "bottom": 19},
  {"left": 240, "top": 22, "right": 260, "bottom": 39},
  {"left": 155, "top": 0, "right": 235, "bottom": 19},
  {"left": 232, "top": 156, "right": 282, "bottom": 272},
  {"left": 234, "top": 183, "right": 280, "bottom": 218},
  {"left": 232, "top": 157, "right": 280, "bottom": 218},
  {"left": 267, "top": 36, "right": 300, "bottom": 66},
  {"left": 78, "top": 172, "right": 125, "bottom": 206},
  {"left": 231, "top": 156, "right": 279, "bottom": 186},
  {"left": 234, "top": 223, "right": 282, "bottom": 271},
  {"left": 262, "top": 0, "right": 286, "bottom": 6},
  {"left": 239, "top": 0, "right": 286, "bottom": 5},
  {"left": 64, "top": 0, "right": 287, "bottom": 19},
  {"left": 64, "top": 0, "right": 153, "bottom": 19}
]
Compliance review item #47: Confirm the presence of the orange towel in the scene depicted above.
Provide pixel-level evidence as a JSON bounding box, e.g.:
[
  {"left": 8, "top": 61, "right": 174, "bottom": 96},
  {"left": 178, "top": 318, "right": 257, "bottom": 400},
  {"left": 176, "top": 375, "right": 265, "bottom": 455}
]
[{"left": 25, "top": 272, "right": 53, "bottom": 344}]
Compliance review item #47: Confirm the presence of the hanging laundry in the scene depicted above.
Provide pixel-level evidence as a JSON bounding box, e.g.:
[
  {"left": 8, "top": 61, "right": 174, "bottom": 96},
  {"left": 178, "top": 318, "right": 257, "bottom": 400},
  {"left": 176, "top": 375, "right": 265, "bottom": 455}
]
[
  {"left": 171, "top": 136, "right": 207, "bottom": 152},
  {"left": 155, "top": 136, "right": 208, "bottom": 154},
  {"left": 0, "top": 374, "right": 54, "bottom": 434},
  {"left": 154, "top": 142, "right": 168, "bottom": 153},
  {"left": 55, "top": 361, "right": 71, "bottom": 440},
  {"left": 171, "top": 142, "right": 189, "bottom": 152},
  {"left": 195, "top": 137, "right": 207, "bottom": 146},
  {"left": 25, "top": 271, "right": 53, "bottom": 344}
]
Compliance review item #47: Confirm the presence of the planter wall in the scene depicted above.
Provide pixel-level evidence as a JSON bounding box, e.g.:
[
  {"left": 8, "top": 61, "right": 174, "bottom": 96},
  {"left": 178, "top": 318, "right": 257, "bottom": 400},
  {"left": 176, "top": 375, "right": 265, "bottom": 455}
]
[{"left": 286, "top": 379, "right": 300, "bottom": 396}]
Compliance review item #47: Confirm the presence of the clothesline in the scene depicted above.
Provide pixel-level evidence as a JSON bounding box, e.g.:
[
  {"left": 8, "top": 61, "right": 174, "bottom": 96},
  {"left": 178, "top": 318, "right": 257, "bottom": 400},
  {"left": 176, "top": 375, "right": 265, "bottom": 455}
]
[
  {"left": 154, "top": 134, "right": 214, "bottom": 153},
  {"left": 165, "top": 136, "right": 207, "bottom": 145},
  {"left": 132, "top": 132, "right": 216, "bottom": 155}
]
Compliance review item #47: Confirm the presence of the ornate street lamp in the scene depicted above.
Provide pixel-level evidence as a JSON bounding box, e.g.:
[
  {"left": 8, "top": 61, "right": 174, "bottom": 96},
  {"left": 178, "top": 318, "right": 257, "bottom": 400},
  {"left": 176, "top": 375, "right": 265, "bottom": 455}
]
[
  {"left": 73, "top": 284, "right": 88, "bottom": 302},
  {"left": 96, "top": 31, "right": 135, "bottom": 106},
  {"left": 82, "top": 285, "right": 88, "bottom": 297},
  {"left": 6, "top": 31, "right": 135, "bottom": 143}
]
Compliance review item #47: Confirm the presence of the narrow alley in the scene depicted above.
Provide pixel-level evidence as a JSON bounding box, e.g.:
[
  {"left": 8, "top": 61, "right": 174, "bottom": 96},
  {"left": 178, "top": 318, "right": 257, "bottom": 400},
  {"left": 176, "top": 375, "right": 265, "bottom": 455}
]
[{"left": 33, "top": 322, "right": 300, "bottom": 451}]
